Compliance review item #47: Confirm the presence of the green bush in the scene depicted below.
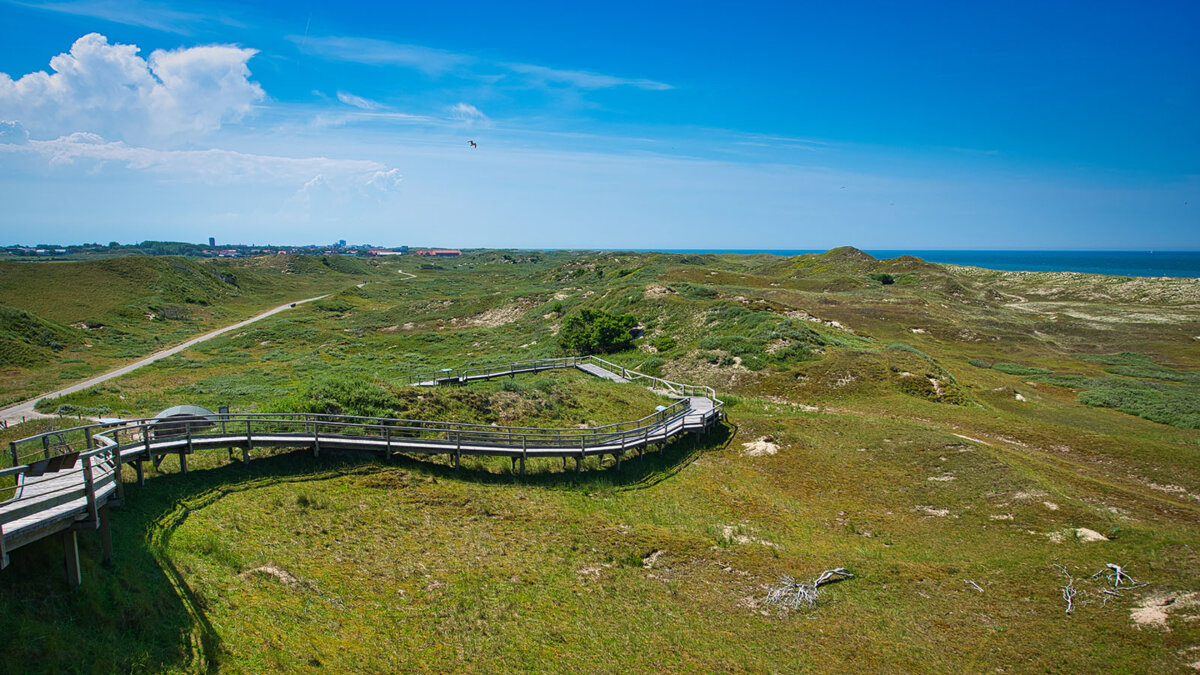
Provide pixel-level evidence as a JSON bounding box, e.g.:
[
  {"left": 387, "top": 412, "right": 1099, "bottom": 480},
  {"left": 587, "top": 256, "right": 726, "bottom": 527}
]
[
  {"left": 1039, "top": 374, "right": 1200, "bottom": 429},
  {"left": 993, "top": 363, "right": 1052, "bottom": 376},
  {"left": 559, "top": 310, "right": 638, "bottom": 355},
  {"left": 652, "top": 336, "right": 677, "bottom": 352},
  {"left": 868, "top": 273, "right": 895, "bottom": 285},
  {"left": 968, "top": 358, "right": 991, "bottom": 368},
  {"left": 270, "top": 374, "right": 396, "bottom": 418}
]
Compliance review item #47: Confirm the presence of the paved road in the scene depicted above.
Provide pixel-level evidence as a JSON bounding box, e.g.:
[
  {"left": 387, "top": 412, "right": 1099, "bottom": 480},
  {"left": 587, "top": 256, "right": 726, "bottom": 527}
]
[{"left": 0, "top": 295, "right": 328, "bottom": 426}]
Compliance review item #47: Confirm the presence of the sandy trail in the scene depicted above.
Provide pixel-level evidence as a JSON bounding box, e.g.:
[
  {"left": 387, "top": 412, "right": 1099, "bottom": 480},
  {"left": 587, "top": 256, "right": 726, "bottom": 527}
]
[{"left": 0, "top": 295, "right": 328, "bottom": 426}]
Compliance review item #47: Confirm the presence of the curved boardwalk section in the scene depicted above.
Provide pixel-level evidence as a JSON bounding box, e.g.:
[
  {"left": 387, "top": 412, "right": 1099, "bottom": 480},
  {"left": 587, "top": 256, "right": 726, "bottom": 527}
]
[{"left": 0, "top": 356, "right": 722, "bottom": 584}]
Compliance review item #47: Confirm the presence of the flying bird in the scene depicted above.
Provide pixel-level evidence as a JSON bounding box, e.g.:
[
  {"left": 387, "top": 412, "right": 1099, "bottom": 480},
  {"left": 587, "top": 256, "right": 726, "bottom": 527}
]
[{"left": 468, "top": 140, "right": 477, "bottom": 148}]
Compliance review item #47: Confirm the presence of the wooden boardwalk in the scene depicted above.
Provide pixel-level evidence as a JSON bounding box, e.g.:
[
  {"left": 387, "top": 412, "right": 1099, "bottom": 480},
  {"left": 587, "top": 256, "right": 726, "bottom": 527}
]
[{"left": 1, "top": 355, "right": 723, "bottom": 585}]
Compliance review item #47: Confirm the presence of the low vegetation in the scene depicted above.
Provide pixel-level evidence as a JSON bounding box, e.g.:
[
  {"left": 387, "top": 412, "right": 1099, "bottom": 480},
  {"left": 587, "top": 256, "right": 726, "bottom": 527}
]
[{"left": 1, "top": 248, "right": 1198, "bottom": 673}]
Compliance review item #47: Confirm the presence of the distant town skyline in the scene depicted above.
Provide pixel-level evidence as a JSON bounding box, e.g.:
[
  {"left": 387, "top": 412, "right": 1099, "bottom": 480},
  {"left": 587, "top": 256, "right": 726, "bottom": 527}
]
[{"left": 1, "top": 1, "right": 1197, "bottom": 249}]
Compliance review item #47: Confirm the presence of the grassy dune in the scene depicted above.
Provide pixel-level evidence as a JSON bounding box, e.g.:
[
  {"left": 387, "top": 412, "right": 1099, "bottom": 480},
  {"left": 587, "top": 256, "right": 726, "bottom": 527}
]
[
  {"left": 0, "top": 254, "right": 379, "bottom": 406},
  {"left": 1, "top": 248, "right": 1198, "bottom": 673}
]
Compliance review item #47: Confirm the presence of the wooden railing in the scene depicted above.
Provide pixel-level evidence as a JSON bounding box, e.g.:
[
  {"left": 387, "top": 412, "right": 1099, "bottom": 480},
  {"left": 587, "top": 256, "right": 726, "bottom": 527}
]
[{"left": 1, "top": 356, "right": 724, "bottom": 572}]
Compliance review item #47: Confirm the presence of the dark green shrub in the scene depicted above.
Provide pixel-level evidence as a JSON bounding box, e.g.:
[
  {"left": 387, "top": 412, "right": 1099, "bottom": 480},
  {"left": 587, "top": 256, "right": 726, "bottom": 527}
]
[
  {"left": 993, "top": 363, "right": 1052, "bottom": 376},
  {"left": 559, "top": 309, "right": 638, "bottom": 354},
  {"left": 652, "top": 336, "right": 677, "bottom": 352},
  {"left": 968, "top": 358, "right": 991, "bottom": 368}
]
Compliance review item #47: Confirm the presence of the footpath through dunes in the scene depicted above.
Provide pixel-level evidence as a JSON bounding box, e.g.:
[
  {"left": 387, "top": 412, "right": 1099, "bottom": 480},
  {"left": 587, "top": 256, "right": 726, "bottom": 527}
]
[
  {"left": 0, "top": 356, "right": 724, "bottom": 585},
  {"left": 0, "top": 295, "right": 330, "bottom": 427}
]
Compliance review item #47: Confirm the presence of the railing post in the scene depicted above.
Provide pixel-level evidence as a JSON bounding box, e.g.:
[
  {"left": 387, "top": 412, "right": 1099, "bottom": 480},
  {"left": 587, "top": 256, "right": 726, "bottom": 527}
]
[
  {"left": 454, "top": 431, "right": 461, "bottom": 468},
  {"left": 9, "top": 441, "right": 17, "bottom": 468},
  {"left": 84, "top": 427, "right": 93, "bottom": 451},
  {"left": 246, "top": 419, "right": 253, "bottom": 452},
  {"left": 313, "top": 420, "right": 321, "bottom": 457},
  {"left": 384, "top": 426, "right": 391, "bottom": 462},
  {"left": 42, "top": 435, "right": 50, "bottom": 459},
  {"left": 81, "top": 454, "right": 98, "bottom": 524},
  {"left": 520, "top": 435, "right": 527, "bottom": 475}
]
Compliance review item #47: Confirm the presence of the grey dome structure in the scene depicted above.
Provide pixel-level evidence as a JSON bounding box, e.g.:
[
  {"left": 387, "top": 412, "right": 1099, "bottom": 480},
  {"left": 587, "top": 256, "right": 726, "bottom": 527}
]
[{"left": 148, "top": 404, "right": 219, "bottom": 438}]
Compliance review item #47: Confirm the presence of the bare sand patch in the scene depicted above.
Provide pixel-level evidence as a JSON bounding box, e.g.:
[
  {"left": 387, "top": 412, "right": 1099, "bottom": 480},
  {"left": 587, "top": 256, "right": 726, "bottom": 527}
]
[
  {"left": 1131, "top": 592, "right": 1200, "bottom": 630},
  {"left": 241, "top": 565, "right": 307, "bottom": 588},
  {"left": 719, "top": 525, "right": 780, "bottom": 548},
  {"left": 741, "top": 437, "right": 780, "bottom": 456},
  {"left": 1074, "top": 527, "right": 1109, "bottom": 542}
]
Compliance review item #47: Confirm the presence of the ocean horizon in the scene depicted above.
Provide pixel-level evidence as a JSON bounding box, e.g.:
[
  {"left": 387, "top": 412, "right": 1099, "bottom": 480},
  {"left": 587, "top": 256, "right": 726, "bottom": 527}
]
[{"left": 579, "top": 249, "right": 1200, "bottom": 279}]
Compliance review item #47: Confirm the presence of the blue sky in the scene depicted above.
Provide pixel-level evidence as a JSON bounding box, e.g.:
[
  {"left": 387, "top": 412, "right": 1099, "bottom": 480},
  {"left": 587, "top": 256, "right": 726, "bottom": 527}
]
[{"left": 0, "top": 0, "right": 1196, "bottom": 249}]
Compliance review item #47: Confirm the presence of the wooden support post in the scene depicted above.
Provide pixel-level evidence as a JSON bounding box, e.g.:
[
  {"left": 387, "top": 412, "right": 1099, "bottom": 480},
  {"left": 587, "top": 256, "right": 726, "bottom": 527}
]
[
  {"left": 454, "top": 432, "right": 461, "bottom": 468},
  {"left": 9, "top": 441, "right": 18, "bottom": 468},
  {"left": 98, "top": 505, "right": 113, "bottom": 566},
  {"left": 135, "top": 460, "right": 144, "bottom": 486},
  {"left": 384, "top": 426, "right": 392, "bottom": 462},
  {"left": 62, "top": 530, "right": 81, "bottom": 588},
  {"left": 114, "top": 446, "right": 124, "bottom": 502},
  {"left": 246, "top": 419, "right": 253, "bottom": 452},
  {"left": 143, "top": 425, "right": 151, "bottom": 459},
  {"left": 521, "top": 436, "right": 527, "bottom": 476},
  {"left": 184, "top": 424, "right": 193, "bottom": 474},
  {"left": 575, "top": 456, "right": 582, "bottom": 473},
  {"left": 616, "top": 452, "right": 622, "bottom": 471},
  {"left": 520, "top": 455, "right": 526, "bottom": 476},
  {"left": 510, "top": 457, "right": 517, "bottom": 472},
  {"left": 81, "top": 454, "right": 98, "bottom": 524},
  {"left": 313, "top": 422, "right": 321, "bottom": 457},
  {"left": 84, "top": 427, "right": 93, "bottom": 451},
  {"left": 241, "top": 447, "right": 249, "bottom": 465}
]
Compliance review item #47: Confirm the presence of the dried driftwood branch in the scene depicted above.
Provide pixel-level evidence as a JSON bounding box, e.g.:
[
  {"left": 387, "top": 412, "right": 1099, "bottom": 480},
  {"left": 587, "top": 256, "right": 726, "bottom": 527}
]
[
  {"left": 764, "top": 568, "right": 854, "bottom": 610},
  {"left": 964, "top": 579, "right": 984, "bottom": 594},
  {"left": 1089, "top": 563, "right": 1149, "bottom": 590},
  {"left": 1052, "top": 564, "right": 1079, "bottom": 614}
]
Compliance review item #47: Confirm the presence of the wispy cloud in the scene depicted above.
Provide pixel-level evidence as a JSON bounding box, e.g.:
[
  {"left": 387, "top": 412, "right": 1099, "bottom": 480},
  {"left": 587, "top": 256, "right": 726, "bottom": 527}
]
[
  {"left": 336, "top": 91, "right": 384, "bottom": 110},
  {"left": 501, "top": 62, "right": 671, "bottom": 91},
  {"left": 289, "top": 36, "right": 473, "bottom": 75},
  {"left": 448, "top": 102, "right": 487, "bottom": 124},
  {"left": 291, "top": 34, "right": 671, "bottom": 92},
  {"left": 8, "top": 0, "right": 239, "bottom": 33},
  {"left": 0, "top": 132, "right": 401, "bottom": 188}
]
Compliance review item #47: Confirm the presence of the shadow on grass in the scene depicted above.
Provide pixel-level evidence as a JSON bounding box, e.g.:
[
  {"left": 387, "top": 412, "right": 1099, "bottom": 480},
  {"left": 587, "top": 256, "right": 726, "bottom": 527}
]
[{"left": 0, "top": 421, "right": 733, "bottom": 673}]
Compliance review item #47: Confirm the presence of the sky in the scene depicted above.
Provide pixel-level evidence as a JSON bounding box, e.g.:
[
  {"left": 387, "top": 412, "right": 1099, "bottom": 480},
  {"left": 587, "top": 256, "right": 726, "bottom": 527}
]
[{"left": 0, "top": 0, "right": 1197, "bottom": 249}]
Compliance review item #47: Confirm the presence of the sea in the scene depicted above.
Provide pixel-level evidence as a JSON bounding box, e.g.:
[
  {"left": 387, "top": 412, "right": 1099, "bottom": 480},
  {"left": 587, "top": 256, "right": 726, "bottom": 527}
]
[{"left": 631, "top": 250, "right": 1200, "bottom": 279}]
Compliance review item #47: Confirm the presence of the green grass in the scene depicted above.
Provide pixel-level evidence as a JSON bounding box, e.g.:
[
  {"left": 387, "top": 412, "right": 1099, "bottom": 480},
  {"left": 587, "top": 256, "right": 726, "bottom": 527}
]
[
  {"left": 0, "top": 254, "right": 380, "bottom": 405},
  {"left": 2, "top": 248, "right": 1199, "bottom": 673}
]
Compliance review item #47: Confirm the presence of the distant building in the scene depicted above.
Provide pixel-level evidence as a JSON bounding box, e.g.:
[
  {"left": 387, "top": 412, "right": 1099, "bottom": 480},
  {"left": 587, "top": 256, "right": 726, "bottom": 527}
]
[
  {"left": 208, "top": 237, "right": 215, "bottom": 247},
  {"left": 368, "top": 249, "right": 405, "bottom": 256},
  {"left": 412, "top": 249, "right": 462, "bottom": 257},
  {"left": 337, "top": 239, "right": 346, "bottom": 248}
]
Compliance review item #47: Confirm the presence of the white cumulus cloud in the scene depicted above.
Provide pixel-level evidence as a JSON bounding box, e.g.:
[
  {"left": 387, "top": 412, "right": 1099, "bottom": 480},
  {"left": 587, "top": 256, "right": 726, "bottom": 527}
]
[
  {"left": 0, "top": 120, "right": 30, "bottom": 144},
  {"left": 0, "top": 32, "right": 264, "bottom": 144}
]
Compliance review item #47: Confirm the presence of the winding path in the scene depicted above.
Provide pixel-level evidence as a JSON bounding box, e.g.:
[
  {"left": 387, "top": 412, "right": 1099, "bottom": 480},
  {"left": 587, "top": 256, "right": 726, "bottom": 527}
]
[
  {"left": 0, "top": 356, "right": 723, "bottom": 584},
  {"left": 0, "top": 295, "right": 329, "bottom": 427}
]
